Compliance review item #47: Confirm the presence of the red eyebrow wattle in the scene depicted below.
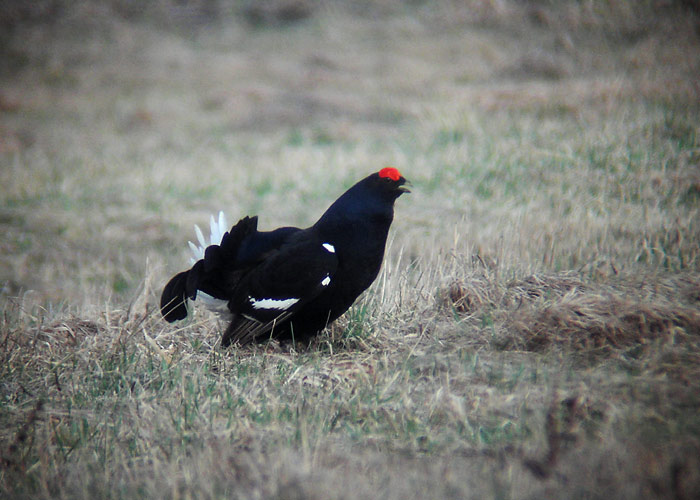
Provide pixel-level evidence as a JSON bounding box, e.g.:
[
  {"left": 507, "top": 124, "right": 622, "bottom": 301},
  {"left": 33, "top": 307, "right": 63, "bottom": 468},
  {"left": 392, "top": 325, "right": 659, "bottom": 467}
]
[{"left": 378, "top": 167, "right": 401, "bottom": 181}]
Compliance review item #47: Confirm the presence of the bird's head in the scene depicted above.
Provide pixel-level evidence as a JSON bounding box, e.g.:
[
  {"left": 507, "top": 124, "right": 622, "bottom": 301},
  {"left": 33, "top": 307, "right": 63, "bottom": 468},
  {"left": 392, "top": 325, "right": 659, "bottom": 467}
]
[
  {"left": 314, "top": 167, "right": 411, "bottom": 231},
  {"left": 371, "top": 167, "right": 411, "bottom": 201}
]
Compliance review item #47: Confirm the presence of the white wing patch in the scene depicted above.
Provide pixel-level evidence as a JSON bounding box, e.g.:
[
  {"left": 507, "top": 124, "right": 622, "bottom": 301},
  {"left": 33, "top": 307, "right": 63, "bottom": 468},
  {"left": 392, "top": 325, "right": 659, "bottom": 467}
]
[
  {"left": 249, "top": 296, "right": 300, "bottom": 311},
  {"left": 189, "top": 211, "right": 228, "bottom": 264},
  {"left": 321, "top": 275, "right": 331, "bottom": 286},
  {"left": 322, "top": 243, "right": 335, "bottom": 253}
]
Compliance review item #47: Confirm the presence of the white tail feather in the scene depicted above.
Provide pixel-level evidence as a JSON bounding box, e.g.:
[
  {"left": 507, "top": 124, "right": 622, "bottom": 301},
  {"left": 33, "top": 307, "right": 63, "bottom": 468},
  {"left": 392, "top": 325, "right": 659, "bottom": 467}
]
[
  {"left": 209, "top": 215, "right": 219, "bottom": 246},
  {"left": 195, "top": 290, "right": 231, "bottom": 318},
  {"left": 195, "top": 224, "right": 206, "bottom": 248},
  {"left": 188, "top": 211, "right": 229, "bottom": 264},
  {"left": 188, "top": 241, "right": 202, "bottom": 263},
  {"left": 219, "top": 211, "right": 227, "bottom": 237}
]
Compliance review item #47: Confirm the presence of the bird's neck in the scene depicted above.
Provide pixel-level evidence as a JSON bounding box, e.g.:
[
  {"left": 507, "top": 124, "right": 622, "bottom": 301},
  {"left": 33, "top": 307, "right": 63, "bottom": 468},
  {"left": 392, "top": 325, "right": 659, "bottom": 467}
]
[
  {"left": 313, "top": 207, "right": 393, "bottom": 259},
  {"left": 315, "top": 186, "right": 394, "bottom": 228}
]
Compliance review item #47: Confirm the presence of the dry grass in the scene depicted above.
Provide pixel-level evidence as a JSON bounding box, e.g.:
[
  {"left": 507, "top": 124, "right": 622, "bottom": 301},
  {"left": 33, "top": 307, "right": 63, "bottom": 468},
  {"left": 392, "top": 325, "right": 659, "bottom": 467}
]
[
  {"left": 442, "top": 271, "right": 700, "bottom": 353},
  {"left": 2, "top": 1, "right": 700, "bottom": 498}
]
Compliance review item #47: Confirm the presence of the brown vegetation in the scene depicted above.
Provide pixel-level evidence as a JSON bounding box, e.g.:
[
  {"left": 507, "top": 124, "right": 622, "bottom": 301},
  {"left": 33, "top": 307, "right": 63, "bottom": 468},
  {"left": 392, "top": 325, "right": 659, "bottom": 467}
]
[{"left": 1, "top": 1, "right": 699, "bottom": 498}]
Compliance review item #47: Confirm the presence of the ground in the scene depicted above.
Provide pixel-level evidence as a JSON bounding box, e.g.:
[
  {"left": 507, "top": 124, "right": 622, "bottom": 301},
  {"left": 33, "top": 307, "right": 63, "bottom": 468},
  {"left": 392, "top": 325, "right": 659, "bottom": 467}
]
[{"left": 1, "top": 1, "right": 699, "bottom": 498}]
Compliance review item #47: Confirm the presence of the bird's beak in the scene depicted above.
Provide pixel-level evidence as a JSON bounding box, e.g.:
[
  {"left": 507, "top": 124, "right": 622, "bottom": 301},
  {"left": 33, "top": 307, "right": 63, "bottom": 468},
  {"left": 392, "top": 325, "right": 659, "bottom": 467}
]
[{"left": 398, "top": 179, "right": 413, "bottom": 193}]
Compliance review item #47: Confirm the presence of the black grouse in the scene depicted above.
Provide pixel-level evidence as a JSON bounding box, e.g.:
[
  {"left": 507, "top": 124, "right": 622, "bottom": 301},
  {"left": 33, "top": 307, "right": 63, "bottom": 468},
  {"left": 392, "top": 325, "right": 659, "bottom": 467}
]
[{"left": 160, "top": 167, "right": 410, "bottom": 347}]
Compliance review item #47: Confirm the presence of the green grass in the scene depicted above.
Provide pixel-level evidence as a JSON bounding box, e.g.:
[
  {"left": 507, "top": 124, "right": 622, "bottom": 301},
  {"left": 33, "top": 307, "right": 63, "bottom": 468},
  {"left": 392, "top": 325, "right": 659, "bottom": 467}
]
[{"left": 2, "top": 0, "right": 700, "bottom": 498}]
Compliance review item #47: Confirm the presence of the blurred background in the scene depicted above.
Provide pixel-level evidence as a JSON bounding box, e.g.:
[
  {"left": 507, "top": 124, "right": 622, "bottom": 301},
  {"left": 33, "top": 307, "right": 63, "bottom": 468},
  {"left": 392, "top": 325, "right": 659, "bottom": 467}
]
[
  {"left": 1, "top": 0, "right": 699, "bottom": 307},
  {"left": 2, "top": 6, "right": 700, "bottom": 498}
]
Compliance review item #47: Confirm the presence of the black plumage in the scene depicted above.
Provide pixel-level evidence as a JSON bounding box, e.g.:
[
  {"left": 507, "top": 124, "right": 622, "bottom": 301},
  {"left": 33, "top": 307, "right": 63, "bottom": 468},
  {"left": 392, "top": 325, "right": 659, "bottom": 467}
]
[{"left": 160, "top": 168, "right": 410, "bottom": 347}]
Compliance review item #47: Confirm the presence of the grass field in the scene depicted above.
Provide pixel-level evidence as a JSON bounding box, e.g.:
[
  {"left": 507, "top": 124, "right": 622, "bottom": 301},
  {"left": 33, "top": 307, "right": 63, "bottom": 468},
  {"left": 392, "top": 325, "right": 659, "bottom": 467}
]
[{"left": 1, "top": 1, "right": 700, "bottom": 498}]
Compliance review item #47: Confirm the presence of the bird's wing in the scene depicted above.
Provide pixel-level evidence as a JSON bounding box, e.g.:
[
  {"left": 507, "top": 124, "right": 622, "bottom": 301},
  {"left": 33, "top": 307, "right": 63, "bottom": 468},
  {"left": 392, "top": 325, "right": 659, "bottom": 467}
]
[
  {"left": 221, "top": 238, "right": 339, "bottom": 346},
  {"left": 195, "top": 221, "right": 303, "bottom": 301}
]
